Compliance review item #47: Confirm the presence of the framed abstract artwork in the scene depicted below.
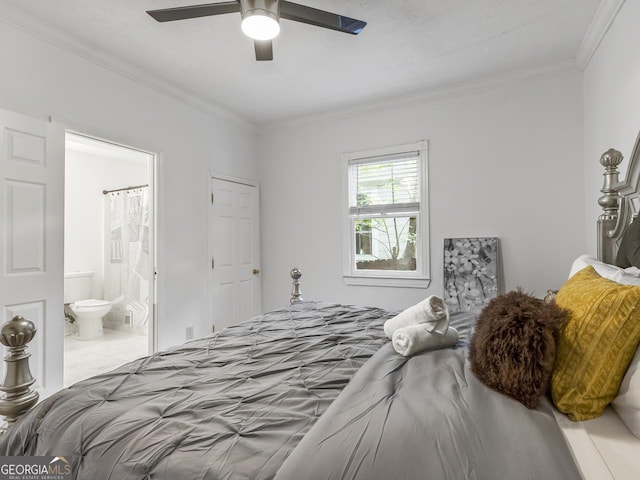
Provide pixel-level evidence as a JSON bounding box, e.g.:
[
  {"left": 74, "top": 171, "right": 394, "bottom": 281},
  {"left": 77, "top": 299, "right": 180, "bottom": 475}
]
[{"left": 443, "top": 237, "right": 499, "bottom": 313}]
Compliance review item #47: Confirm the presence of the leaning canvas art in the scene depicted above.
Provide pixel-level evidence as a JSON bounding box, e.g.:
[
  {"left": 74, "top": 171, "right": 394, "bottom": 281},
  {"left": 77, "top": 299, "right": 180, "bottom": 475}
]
[{"left": 444, "top": 237, "right": 499, "bottom": 313}]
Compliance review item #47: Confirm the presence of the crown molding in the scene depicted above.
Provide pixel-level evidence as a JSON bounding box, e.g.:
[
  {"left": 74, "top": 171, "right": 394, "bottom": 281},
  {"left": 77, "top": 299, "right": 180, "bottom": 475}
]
[
  {"left": 576, "top": 0, "right": 626, "bottom": 69},
  {"left": 262, "top": 59, "right": 581, "bottom": 131},
  {"left": 0, "top": 3, "right": 256, "bottom": 133}
]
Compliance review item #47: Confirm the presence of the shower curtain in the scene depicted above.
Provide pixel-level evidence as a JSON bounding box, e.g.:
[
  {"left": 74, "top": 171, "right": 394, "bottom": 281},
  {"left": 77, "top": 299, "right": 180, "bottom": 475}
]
[{"left": 104, "top": 186, "right": 149, "bottom": 335}]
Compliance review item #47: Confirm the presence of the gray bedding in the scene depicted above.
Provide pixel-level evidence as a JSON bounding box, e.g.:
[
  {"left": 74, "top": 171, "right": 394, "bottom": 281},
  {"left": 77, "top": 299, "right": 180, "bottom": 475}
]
[
  {"left": 0, "top": 302, "right": 582, "bottom": 480},
  {"left": 275, "top": 312, "right": 582, "bottom": 480},
  {"left": 0, "top": 302, "right": 390, "bottom": 479}
]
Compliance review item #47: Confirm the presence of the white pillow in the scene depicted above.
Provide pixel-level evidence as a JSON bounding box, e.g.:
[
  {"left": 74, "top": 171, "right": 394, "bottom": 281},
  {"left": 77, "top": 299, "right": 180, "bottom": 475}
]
[
  {"left": 569, "top": 255, "right": 640, "bottom": 438},
  {"left": 569, "top": 254, "right": 640, "bottom": 285}
]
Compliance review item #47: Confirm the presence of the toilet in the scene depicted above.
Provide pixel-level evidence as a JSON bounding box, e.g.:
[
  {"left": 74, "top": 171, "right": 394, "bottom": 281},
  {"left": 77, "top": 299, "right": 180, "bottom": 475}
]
[{"left": 64, "top": 271, "right": 121, "bottom": 341}]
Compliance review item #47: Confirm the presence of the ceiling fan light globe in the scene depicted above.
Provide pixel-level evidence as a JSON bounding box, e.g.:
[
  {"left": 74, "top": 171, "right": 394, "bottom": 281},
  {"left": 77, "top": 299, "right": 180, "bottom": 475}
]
[{"left": 241, "top": 12, "right": 280, "bottom": 40}]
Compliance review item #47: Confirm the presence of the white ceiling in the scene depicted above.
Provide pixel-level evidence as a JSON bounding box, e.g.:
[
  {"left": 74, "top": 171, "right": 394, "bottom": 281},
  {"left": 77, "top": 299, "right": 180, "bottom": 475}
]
[{"left": 0, "top": 0, "right": 602, "bottom": 125}]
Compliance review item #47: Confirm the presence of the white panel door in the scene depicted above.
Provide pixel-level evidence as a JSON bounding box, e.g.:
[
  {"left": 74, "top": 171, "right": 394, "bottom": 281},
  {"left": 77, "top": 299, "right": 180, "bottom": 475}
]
[
  {"left": 210, "top": 177, "right": 261, "bottom": 332},
  {"left": 0, "top": 109, "right": 64, "bottom": 399}
]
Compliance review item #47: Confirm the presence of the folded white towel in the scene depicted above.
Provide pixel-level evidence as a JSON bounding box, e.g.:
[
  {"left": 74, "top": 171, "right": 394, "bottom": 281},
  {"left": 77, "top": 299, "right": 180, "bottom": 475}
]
[
  {"left": 383, "top": 295, "right": 449, "bottom": 339},
  {"left": 392, "top": 325, "right": 459, "bottom": 357}
]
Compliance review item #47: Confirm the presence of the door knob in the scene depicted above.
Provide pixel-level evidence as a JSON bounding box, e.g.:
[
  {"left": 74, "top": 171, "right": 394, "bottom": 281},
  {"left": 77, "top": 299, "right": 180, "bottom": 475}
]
[{"left": 252, "top": 268, "right": 260, "bottom": 275}]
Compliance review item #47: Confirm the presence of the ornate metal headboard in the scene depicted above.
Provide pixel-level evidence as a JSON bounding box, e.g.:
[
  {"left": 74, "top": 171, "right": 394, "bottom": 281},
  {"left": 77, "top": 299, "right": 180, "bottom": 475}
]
[{"left": 598, "top": 130, "right": 640, "bottom": 263}]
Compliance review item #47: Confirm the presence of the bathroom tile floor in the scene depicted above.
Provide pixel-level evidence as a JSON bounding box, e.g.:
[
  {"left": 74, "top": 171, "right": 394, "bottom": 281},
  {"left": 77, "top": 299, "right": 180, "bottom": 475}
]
[{"left": 64, "top": 328, "right": 149, "bottom": 387}]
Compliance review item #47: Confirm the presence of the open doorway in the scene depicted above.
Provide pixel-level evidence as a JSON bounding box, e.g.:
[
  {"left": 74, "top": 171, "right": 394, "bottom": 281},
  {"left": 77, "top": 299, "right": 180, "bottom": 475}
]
[{"left": 63, "top": 132, "right": 156, "bottom": 387}]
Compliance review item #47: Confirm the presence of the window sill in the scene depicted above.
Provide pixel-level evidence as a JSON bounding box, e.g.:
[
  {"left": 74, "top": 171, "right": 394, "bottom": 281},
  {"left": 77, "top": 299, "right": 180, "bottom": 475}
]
[{"left": 343, "top": 275, "right": 431, "bottom": 288}]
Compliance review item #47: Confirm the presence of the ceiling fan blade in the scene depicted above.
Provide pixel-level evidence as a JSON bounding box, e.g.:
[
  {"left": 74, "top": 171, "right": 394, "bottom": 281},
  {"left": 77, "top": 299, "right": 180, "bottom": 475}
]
[
  {"left": 254, "top": 40, "right": 273, "bottom": 61},
  {"left": 280, "top": 1, "right": 366, "bottom": 35},
  {"left": 147, "top": 1, "right": 240, "bottom": 22}
]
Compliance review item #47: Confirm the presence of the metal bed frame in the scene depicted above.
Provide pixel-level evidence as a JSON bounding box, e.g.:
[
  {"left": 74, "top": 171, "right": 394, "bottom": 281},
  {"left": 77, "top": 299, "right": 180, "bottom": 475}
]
[{"left": 597, "top": 130, "right": 640, "bottom": 263}]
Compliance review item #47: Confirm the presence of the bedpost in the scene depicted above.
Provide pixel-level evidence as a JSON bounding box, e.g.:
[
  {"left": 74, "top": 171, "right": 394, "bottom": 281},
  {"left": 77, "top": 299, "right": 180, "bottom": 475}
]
[
  {"left": 0, "top": 315, "right": 39, "bottom": 433},
  {"left": 290, "top": 267, "right": 303, "bottom": 304},
  {"left": 597, "top": 148, "right": 624, "bottom": 263}
]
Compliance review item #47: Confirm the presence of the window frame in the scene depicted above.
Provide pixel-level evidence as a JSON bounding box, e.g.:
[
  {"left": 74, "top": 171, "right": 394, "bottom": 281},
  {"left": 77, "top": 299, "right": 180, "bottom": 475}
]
[{"left": 342, "top": 140, "right": 430, "bottom": 288}]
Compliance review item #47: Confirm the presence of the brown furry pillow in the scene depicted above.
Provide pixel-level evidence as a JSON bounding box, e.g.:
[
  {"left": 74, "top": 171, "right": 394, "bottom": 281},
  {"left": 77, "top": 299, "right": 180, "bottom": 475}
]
[{"left": 469, "top": 289, "right": 568, "bottom": 409}]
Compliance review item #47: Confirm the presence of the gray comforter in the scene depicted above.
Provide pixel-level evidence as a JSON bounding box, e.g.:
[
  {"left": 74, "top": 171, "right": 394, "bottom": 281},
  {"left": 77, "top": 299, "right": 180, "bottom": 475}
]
[
  {"left": 0, "top": 302, "right": 582, "bottom": 480},
  {"left": 0, "top": 302, "right": 390, "bottom": 479},
  {"left": 275, "top": 312, "right": 582, "bottom": 480}
]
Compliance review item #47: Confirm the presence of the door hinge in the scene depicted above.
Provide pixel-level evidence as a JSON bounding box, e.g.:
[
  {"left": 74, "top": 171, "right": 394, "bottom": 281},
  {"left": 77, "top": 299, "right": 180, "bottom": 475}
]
[
  {"left": 211, "top": 192, "right": 214, "bottom": 204},
  {"left": 211, "top": 257, "right": 215, "bottom": 269}
]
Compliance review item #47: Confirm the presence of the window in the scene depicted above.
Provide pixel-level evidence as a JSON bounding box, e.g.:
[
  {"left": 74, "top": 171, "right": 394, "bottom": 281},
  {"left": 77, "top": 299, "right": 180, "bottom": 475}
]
[{"left": 343, "top": 141, "right": 430, "bottom": 287}]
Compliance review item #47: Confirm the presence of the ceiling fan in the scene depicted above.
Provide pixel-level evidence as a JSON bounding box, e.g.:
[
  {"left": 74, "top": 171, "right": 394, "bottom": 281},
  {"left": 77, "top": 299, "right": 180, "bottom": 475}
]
[{"left": 146, "top": 0, "right": 367, "bottom": 61}]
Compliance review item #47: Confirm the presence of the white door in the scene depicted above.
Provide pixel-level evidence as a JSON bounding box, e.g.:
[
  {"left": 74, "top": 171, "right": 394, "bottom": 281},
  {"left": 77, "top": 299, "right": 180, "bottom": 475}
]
[
  {"left": 0, "top": 109, "right": 64, "bottom": 399},
  {"left": 210, "top": 176, "right": 261, "bottom": 332}
]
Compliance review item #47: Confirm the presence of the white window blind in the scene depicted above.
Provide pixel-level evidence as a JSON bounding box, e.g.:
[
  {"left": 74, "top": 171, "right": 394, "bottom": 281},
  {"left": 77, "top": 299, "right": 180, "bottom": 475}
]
[{"left": 348, "top": 151, "right": 420, "bottom": 217}]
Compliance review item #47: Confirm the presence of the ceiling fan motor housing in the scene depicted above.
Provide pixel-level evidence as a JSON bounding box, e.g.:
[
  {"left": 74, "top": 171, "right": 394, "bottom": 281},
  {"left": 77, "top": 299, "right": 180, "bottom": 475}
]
[{"left": 240, "top": 0, "right": 280, "bottom": 23}]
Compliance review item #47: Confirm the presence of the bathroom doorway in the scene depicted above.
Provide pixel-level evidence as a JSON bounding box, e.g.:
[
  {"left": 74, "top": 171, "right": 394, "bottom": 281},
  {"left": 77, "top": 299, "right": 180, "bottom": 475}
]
[{"left": 63, "top": 132, "right": 156, "bottom": 387}]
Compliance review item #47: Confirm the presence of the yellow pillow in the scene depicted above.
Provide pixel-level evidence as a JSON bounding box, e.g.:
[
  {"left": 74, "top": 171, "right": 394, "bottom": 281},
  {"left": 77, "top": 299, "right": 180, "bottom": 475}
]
[{"left": 551, "top": 265, "right": 640, "bottom": 421}]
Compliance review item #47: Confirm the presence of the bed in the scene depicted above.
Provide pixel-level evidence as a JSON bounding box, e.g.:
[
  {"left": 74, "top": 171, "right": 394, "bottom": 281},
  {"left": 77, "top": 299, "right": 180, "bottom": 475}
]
[
  {"left": 0, "top": 302, "right": 584, "bottom": 479},
  {"left": 1, "top": 137, "right": 640, "bottom": 479}
]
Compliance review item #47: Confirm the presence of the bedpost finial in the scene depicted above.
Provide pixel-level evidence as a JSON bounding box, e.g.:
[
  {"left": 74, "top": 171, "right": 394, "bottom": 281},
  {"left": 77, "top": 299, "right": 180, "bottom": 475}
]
[
  {"left": 290, "top": 267, "right": 303, "bottom": 304},
  {"left": 290, "top": 267, "right": 302, "bottom": 280},
  {"left": 598, "top": 148, "right": 624, "bottom": 215},
  {"left": 0, "top": 315, "right": 37, "bottom": 347},
  {"left": 600, "top": 148, "right": 624, "bottom": 169}
]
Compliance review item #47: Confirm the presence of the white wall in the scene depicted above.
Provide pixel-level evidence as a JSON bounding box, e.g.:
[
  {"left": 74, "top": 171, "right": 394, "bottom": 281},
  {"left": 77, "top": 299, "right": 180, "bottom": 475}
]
[
  {"left": 584, "top": 0, "right": 640, "bottom": 254},
  {"left": 0, "top": 21, "right": 259, "bottom": 349},
  {"left": 259, "top": 73, "right": 585, "bottom": 312},
  {"left": 64, "top": 149, "right": 148, "bottom": 300}
]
